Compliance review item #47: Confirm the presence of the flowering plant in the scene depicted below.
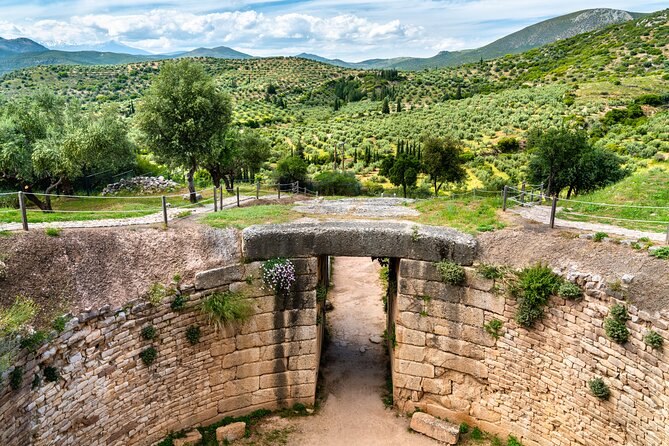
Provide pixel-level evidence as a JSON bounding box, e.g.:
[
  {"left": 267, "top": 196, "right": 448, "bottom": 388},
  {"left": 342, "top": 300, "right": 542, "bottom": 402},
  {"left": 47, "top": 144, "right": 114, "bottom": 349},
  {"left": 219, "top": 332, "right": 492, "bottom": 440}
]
[{"left": 262, "top": 258, "right": 296, "bottom": 296}]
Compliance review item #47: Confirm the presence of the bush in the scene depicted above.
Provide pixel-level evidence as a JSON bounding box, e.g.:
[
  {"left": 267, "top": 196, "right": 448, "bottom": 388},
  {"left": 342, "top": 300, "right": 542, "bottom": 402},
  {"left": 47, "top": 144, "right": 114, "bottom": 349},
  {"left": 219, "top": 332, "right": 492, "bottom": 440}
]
[
  {"left": 588, "top": 377, "right": 610, "bottom": 400},
  {"left": 507, "top": 435, "right": 524, "bottom": 446},
  {"left": 609, "top": 304, "right": 630, "bottom": 321},
  {"left": 201, "top": 292, "right": 253, "bottom": 331},
  {"left": 186, "top": 325, "right": 201, "bottom": 345},
  {"left": 141, "top": 325, "right": 157, "bottom": 341},
  {"left": 45, "top": 227, "right": 62, "bottom": 237},
  {"left": 484, "top": 319, "right": 504, "bottom": 339},
  {"left": 604, "top": 318, "right": 629, "bottom": 344},
  {"left": 557, "top": 282, "right": 582, "bottom": 300},
  {"left": 314, "top": 171, "right": 361, "bottom": 196},
  {"left": 0, "top": 296, "right": 38, "bottom": 334},
  {"left": 146, "top": 283, "right": 167, "bottom": 305},
  {"left": 471, "top": 427, "right": 483, "bottom": 440},
  {"left": 593, "top": 232, "right": 608, "bottom": 242},
  {"left": 477, "top": 263, "right": 503, "bottom": 279},
  {"left": 497, "top": 137, "right": 520, "bottom": 153},
  {"left": 512, "top": 264, "right": 562, "bottom": 328},
  {"left": 52, "top": 315, "right": 67, "bottom": 333},
  {"left": 644, "top": 330, "right": 663, "bottom": 349},
  {"left": 650, "top": 247, "right": 669, "bottom": 259},
  {"left": 140, "top": 347, "right": 158, "bottom": 366},
  {"left": 170, "top": 295, "right": 187, "bottom": 311},
  {"left": 459, "top": 422, "right": 469, "bottom": 434},
  {"left": 20, "top": 330, "right": 48, "bottom": 352},
  {"left": 435, "top": 260, "right": 465, "bottom": 285},
  {"left": 275, "top": 155, "right": 308, "bottom": 184},
  {"left": 43, "top": 366, "right": 60, "bottom": 383},
  {"left": 9, "top": 367, "right": 23, "bottom": 390},
  {"left": 262, "top": 258, "right": 296, "bottom": 296}
]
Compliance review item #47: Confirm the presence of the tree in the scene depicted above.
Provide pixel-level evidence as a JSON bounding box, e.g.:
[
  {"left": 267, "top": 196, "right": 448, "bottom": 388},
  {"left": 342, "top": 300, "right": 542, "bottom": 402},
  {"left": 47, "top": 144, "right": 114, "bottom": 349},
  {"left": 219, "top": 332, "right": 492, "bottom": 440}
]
[
  {"left": 381, "top": 97, "right": 390, "bottom": 114},
  {"left": 527, "top": 127, "right": 626, "bottom": 198},
  {"left": 497, "top": 137, "right": 520, "bottom": 153},
  {"left": 275, "top": 156, "right": 308, "bottom": 185},
  {"left": 421, "top": 136, "right": 467, "bottom": 196},
  {"left": 136, "top": 59, "right": 232, "bottom": 202},
  {"left": 380, "top": 153, "right": 421, "bottom": 198},
  {"left": 396, "top": 97, "right": 402, "bottom": 113},
  {"left": 0, "top": 92, "right": 134, "bottom": 210}
]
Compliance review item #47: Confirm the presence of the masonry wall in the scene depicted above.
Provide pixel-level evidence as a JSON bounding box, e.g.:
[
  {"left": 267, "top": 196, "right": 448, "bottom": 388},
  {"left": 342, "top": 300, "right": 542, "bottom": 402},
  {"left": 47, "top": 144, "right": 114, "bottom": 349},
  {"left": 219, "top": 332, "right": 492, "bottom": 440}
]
[
  {"left": 394, "top": 259, "right": 669, "bottom": 446},
  {"left": 0, "top": 257, "right": 320, "bottom": 446}
]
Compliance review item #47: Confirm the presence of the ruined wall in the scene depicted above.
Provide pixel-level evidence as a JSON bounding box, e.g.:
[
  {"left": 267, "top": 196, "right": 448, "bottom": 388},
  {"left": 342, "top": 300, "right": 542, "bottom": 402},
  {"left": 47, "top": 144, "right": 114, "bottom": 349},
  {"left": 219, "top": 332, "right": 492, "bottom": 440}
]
[
  {"left": 0, "top": 257, "right": 320, "bottom": 446},
  {"left": 394, "top": 259, "right": 669, "bottom": 446}
]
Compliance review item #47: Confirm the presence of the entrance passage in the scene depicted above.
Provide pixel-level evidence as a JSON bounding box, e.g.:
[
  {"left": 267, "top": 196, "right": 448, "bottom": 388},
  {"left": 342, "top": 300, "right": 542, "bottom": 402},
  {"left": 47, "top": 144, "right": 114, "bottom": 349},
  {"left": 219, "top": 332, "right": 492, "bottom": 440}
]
[{"left": 288, "top": 257, "right": 436, "bottom": 446}]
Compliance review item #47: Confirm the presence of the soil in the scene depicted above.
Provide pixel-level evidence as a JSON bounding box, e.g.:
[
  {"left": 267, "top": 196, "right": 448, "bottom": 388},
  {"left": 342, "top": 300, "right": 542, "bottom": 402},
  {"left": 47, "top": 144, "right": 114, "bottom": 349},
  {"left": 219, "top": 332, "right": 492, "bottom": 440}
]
[
  {"left": 478, "top": 225, "right": 669, "bottom": 312},
  {"left": 285, "top": 257, "right": 437, "bottom": 446},
  {"left": 0, "top": 223, "right": 240, "bottom": 325}
]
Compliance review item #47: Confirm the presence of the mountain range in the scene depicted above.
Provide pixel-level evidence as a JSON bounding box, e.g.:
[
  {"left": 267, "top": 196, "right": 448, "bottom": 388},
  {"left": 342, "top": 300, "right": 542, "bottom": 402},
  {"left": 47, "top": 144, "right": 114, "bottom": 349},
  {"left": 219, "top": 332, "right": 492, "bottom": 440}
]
[{"left": 0, "top": 8, "right": 647, "bottom": 74}]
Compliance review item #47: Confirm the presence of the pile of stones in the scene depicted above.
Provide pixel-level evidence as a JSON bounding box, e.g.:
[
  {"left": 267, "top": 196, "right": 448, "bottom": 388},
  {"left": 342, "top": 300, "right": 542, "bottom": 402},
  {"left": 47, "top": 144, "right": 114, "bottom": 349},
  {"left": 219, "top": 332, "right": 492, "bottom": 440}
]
[{"left": 101, "top": 176, "right": 179, "bottom": 196}]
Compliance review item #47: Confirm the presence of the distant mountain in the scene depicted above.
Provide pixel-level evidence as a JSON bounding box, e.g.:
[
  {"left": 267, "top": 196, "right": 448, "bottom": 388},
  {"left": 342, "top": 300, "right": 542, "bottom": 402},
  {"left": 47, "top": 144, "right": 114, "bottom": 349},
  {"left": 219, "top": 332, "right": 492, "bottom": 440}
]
[
  {"left": 0, "top": 37, "right": 48, "bottom": 56},
  {"left": 298, "top": 8, "right": 644, "bottom": 70},
  {"left": 50, "top": 40, "right": 152, "bottom": 55},
  {"left": 180, "top": 46, "right": 253, "bottom": 59}
]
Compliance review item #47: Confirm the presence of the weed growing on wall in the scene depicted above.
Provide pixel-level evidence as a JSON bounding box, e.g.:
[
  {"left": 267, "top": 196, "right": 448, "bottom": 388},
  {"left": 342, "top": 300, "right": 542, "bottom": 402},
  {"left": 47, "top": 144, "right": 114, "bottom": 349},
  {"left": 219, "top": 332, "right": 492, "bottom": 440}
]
[
  {"left": 507, "top": 435, "right": 524, "bottom": 446},
  {"left": 140, "top": 347, "right": 158, "bottom": 366},
  {"left": 146, "top": 283, "right": 168, "bottom": 305},
  {"left": 605, "top": 303, "right": 630, "bottom": 344},
  {"left": 435, "top": 260, "right": 465, "bottom": 285},
  {"left": 262, "top": 258, "right": 296, "bottom": 296},
  {"left": 644, "top": 330, "right": 663, "bottom": 349},
  {"left": 141, "top": 326, "right": 157, "bottom": 341},
  {"left": 0, "top": 296, "right": 38, "bottom": 334},
  {"left": 484, "top": 319, "right": 504, "bottom": 339},
  {"left": 52, "top": 315, "right": 68, "bottom": 333},
  {"left": 510, "top": 263, "right": 562, "bottom": 328},
  {"left": 9, "top": 366, "right": 23, "bottom": 390},
  {"left": 201, "top": 292, "right": 253, "bottom": 331},
  {"left": 557, "top": 282, "right": 582, "bottom": 300},
  {"left": 19, "top": 330, "right": 48, "bottom": 353},
  {"left": 186, "top": 325, "right": 201, "bottom": 345},
  {"left": 593, "top": 232, "right": 608, "bottom": 242},
  {"left": 477, "top": 263, "right": 503, "bottom": 280},
  {"left": 170, "top": 295, "right": 187, "bottom": 311},
  {"left": 43, "top": 366, "right": 60, "bottom": 383},
  {"left": 588, "top": 377, "right": 611, "bottom": 400}
]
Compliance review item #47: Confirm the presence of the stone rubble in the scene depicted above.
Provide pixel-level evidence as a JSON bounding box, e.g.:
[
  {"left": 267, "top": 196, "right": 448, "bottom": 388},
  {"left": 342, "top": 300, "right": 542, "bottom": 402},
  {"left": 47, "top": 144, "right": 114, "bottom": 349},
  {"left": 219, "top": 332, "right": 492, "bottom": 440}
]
[{"left": 101, "top": 176, "right": 179, "bottom": 196}]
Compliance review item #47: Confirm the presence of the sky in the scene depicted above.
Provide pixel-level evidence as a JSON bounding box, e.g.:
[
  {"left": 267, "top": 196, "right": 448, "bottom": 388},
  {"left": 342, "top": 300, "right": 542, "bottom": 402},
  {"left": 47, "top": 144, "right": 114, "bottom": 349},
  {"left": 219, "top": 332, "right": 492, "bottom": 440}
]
[{"left": 0, "top": 1, "right": 666, "bottom": 61}]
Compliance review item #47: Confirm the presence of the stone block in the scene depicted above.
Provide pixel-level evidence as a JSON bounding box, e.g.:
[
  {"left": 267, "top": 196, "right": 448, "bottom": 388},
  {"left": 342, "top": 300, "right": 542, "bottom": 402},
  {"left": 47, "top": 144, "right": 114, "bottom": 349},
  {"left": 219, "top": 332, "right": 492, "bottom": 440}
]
[
  {"left": 195, "top": 265, "right": 243, "bottom": 290},
  {"left": 173, "top": 430, "right": 202, "bottom": 446},
  {"left": 242, "top": 221, "right": 477, "bottom": 264},
  {"left": 216, "top": 422, "right": 246, "bottom": 442},
  {"left": 396, "top": 326, "right": 426, "bottom": 346},
  {"left": 463, "top": 288, "right": 504, "bottom": 314},
  {"left": 399, "top": 259, "right": 442, "bottom": 282},
  {"left": 399, "top": 279, "right": 463, "bottom": 303},
  {"left": 464, "top": 267, "right": 495, "bottom": 292},
  {"left": 428, "top": 301, "right": 484, "bottom": 326},
  {"left": 410, "top": 412, "right": 460, "bottom": 445},
  {"left": 398, "top": 359, "right": 434, "bottom": 378}
]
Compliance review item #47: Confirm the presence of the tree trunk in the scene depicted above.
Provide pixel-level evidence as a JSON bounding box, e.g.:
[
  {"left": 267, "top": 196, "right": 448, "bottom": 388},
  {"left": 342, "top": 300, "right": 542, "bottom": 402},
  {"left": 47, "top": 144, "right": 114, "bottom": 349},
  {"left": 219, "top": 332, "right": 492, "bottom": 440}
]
[
  {"left": 402, "top": 183, "right": 407, "bottom": 198},
  {"left": 566, "top": 185, "right": 574, "bottom": 199},
  {"left": 187, "top": 166, "right": 197, "bottom": 203},
  {"left": 223, "top": 176, "right": 232, "bottom": 193},
  {"left": 24, "top": 190, "right": 47, "bottom": 211},
  {"left": 43, "top": 177, "right": 63, "bottom": 212}
]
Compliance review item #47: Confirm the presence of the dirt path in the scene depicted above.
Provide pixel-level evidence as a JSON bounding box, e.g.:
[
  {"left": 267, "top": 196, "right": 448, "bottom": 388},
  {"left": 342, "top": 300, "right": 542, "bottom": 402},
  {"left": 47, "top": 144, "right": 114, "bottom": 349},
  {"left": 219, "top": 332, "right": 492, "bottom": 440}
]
[
  {"left": 510, "top": 204, "right": 666, "bottom": 242},
  {"left": 287, "top": 257, "right": 436, "bottom": 446}
]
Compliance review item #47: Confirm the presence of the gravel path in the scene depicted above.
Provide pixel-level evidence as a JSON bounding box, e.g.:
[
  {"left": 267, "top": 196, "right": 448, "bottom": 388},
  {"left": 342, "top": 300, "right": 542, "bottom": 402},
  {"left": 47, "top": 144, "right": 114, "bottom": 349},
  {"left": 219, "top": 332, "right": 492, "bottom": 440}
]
[
  {"left": 0, "top": 195, "right": 257, "bottom": 231},
  {"left": 294, "top": 198, "right": 419, "bottom": 218},
  {"left": 511, "top": 204, "right": 667, "bottom": 242}
]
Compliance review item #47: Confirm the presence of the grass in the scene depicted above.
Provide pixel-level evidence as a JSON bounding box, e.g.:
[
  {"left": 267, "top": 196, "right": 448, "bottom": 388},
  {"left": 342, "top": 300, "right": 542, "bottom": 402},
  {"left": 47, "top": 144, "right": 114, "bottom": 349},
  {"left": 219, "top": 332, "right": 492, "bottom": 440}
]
[
  {"left": 557, "top": 167, "right": 669, "bottom": 232},
  {"left": 0, "top": 296, "right": 38, "bottom": 334},
  {"left": 201, "top": 204, "right": 301, "bottom": 229},
  {"left": 412, "top": 196, "right": 505, "bottom": 234},
  {"left": 200, "top": 292, "right": 253, "bottom": 331}
]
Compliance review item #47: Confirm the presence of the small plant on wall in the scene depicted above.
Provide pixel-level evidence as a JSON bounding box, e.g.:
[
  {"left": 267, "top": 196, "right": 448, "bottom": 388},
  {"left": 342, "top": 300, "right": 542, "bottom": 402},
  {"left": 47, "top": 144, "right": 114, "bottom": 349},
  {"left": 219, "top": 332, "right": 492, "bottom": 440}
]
[
  {"left": 604, "top": 303, "right": 630, "bottom": 344},
  {"left": 509, "top": 263, "right": 562, "bottom": 328},
  {"left": 588, "top": 377, "right": 611, "bottom": 400},
  {"left": 644, "top": 330, "right": 663, "bottom": 349},
  {"left": 9, "top": 366, "right": 23, "bottom": 390},
  {"left": 262, "top": 258, "right": 296, "bottom": 296},
  {"left": 186, "top": 325, "right": 201, "bottom": 345},
  {"left": 484, "top": 319, "right": 504, "bottom": 339},
  {"left": 141, "top": 325, "right": 157, "bottom": 341},
  {"left": 435, "top": 260, "right": 465, "bottom": 285},
  {"left": 43, "top": 366, "right": 60, "bottom": 383},
  {"left": 201, "top": 292, "right": 253, "bottom": 331},
  {"left": 140, "top": 347, "right": 158, "bottom": 366}
]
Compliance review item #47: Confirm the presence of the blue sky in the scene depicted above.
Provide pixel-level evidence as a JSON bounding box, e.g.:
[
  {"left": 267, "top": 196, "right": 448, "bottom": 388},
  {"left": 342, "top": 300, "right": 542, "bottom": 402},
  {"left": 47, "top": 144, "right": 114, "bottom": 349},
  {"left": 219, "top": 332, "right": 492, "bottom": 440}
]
[{"left": 0, "top": 1, "right": 666, "bottom": 60}]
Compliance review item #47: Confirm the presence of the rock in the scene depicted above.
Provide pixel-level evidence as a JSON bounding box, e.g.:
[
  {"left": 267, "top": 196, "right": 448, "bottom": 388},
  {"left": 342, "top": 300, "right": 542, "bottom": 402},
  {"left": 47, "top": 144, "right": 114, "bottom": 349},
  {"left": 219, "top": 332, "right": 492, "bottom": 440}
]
[
  {"left": 0, "top": 260, "right": 7, "bottom": 281},
  {"left": 173, "top": 430, "right": 202, "bottom": 446},
  {"left": 325, "top": 300, "right": 334, "bottom": 312},
  {"left": 620, "top": 239, "right": 635, "bottom": 246},
  {"left": 101, "top": 176, "right": 179, "bottom": 196},
  {"left": 182, "top": 193, "right": 203, "bottom": 201},
  {"left": 579, "top": 234, "right": 594, "bottom": 240},
  {"left": 622, "top": 274, "right": 635, "bottom": 284},
  {"left": 410, "top": 412, "right": 460, "bottom": 444},
  {"left": 359, "top": 346, "right": 367, "bottom": 353},
  {"left": 216, "top": 421, "right": 246, "bottom": 442},
  {"left": 369, "top": 335, "right": 383, "bottom": 344}
]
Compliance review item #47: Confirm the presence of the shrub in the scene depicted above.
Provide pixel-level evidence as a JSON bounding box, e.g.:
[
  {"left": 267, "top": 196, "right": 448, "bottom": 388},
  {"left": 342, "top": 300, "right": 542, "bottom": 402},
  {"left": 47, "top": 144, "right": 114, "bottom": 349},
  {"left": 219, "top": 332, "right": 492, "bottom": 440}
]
[
  {"left": 141, "top": 326, "right": 157, "bottom": 341},
  {"left": 43, "top": 366, "right": 60, "bottom": 383},
  {"left": 644, "top": 330, "right": 663, "bottom": 349},
  {"left": 593, "top": 232, "right": 608, "bottom": 242},
  {"left": 186, "top": 325, "right": 201, "bottom": 345},
  {"left": 471, "top": 427, "right": 483, "bottom": 440},
  {"left": 201, "top": 292, "right": 253, "bottom": 331},
  {"left": 477, "top": 263, "right": 503, "bottom": 280},
  {"left": 507, "top": 435, "right": 524, "bottom": 446},
  {"left": 20, "top": 330, "right": 48, "bottom": 353},
  {"left": 262, "top": 258, "right": 296, "bottom": 296},
  {"left": 9, "top": 367, "right": 23, "bottom": 390},
  {"left": 314, "top": 171, "right": 362, "bottom": 196},
  {"left": 435, "top": 260, "right": 465, "bottom": 285},
  {"left": 650, "top": 246, "right": 669, "bottom": 259},
  {"left": 497, "top": 137, "right": 520, "bottom": 153},
  {"left": 557, "top": 282, "right": 582, "bottom": 300},
  {"left": 316, "top": 284, "right": 327, "bottom": 303},
  {"left": 140, "top": 347, "right": 158, "bottom": 366},
  {"left": 170, "top": 295, "right": 187, "bottom": 311},
  {"left": 52, "top": 315, "right": 67, "bottom": 333},
  {"left": 588, "top": 377, "right": 610, "bottom": 400},
  {"left": 484, "top": 319, "right": 504, "bottom": 339},
  {"left": 0, "top": 296, "right": 38, "bottom": 334},
  {"left": 609, "top": 304, "right": 630, "bottom": 322},
  {"left": 44, "top": 228, "right": 62, "bottom": 237},
  {"left": 459, "top": 422, "right": 469, "bottom": 434},
  {"left": 147, "top": 283, "right": 167, "bottom": 305},
  {"left": 604, "top": 318, "right": 629, "bottom": 344},
  {"left": 512, "top": 264, "right": 562, "bottom": 328}
]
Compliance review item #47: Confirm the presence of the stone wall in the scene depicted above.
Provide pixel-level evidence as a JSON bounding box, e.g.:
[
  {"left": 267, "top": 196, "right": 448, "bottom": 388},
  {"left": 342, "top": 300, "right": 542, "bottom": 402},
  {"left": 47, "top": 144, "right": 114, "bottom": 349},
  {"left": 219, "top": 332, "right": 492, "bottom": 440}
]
[
  {"left": 0, "top": 257, "right": 321, "bottom": 446},
  {"left": 394, "top": 259, "right": 669, "bottom": 446}
]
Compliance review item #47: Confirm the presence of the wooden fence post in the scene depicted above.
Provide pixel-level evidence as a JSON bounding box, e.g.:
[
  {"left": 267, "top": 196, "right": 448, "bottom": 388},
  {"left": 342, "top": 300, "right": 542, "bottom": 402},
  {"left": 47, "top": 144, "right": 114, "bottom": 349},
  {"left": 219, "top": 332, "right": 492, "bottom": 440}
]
[
  {"left": 550, "top": 196, "right": 558, "bottom": 229},
  {"left": 18, "top": 192, "right": 28, "bottom": 231},
  {"left": 502, "top": 186, "right": 508, "bottom": 212},
  {"left": 278, "top": 185, "right": 281, "bottom": 200},
  {"left": 213, "top": 187, "right": 218, "bottom": 212},
  {"left": 666, "top": 223, "right": 669, "bottom": 245},
  {"left": 520, "top": 182, "right": 526, "bottom": 205},
  {"left": 219, "top": 186, "right": 223, "bottom": 209},
  {"left": 237, "top": 187, "right": 240, "bottom": 207},
  {"left": 256, "top": 181, "right": 260, "bottom": 199},
  {"left": 162, "top": 196, "right": 168, "bottom": 228}
]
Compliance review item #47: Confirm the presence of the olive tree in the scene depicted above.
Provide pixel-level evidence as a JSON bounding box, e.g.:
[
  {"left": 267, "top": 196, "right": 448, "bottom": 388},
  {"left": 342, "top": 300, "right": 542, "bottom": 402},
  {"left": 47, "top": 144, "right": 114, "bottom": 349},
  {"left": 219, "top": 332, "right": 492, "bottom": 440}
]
[
  {"left": 135, "top": 60, "right": 232, "bottom": 202},
  {"left": 421, "top": 136, "right": 467, "bottom": 196}
]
